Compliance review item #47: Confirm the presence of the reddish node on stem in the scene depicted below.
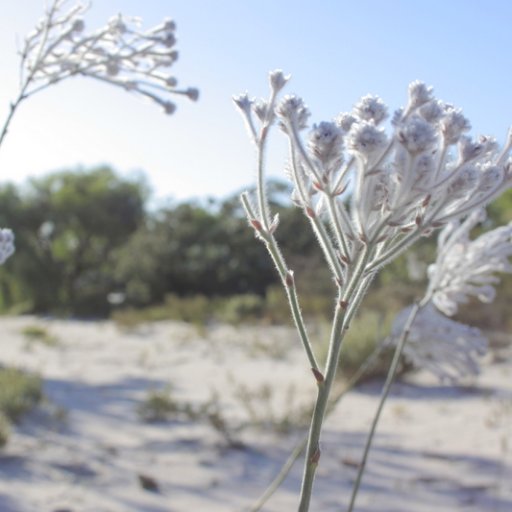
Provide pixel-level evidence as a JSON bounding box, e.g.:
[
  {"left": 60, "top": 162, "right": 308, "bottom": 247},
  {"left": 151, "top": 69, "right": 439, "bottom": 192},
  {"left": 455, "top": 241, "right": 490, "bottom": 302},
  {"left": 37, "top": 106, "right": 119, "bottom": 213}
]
[
  {"left": 338, "top": 299, "right": 349, "bottom": 310},
  {"left": 310, "top": 446, "right": 321, "bottom": 465},
  {"left": 285, "top": 270, "right": 295, "bottom": 287},
  {"left": 311, "top": 367, "right": 325, "bottom": 384},
  {"left": 250, "top": 219, "right": 263, "bottom": 232},
  {"left": 305, "top": 206, "right": 316, "bottom": 219}
]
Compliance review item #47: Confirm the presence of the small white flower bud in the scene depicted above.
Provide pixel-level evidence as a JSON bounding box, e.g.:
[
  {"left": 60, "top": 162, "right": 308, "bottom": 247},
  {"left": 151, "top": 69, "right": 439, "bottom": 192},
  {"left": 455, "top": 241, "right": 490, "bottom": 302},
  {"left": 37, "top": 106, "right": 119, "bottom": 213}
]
[
  {"left": 397, "top": 115, "right": 437, "bottom": 154},
  {"left": 353, "top": 94, "right": 388, "bottom": 125},
  {"left": 269, "top": 69, "right": 290, "bottom": 94},
  {"left": 253, "top": 100, "right": 269, "bottom": 122},
  {"left": 336, "top": 112, "right": 357, "bottom": 133},
  {"left": 165, "top": 76, "right": 177, "bottom": 87},
  {"left": 233, "top": 93, "right": 253, "bottom": 116},
  {"left": 308, "top": 121, "right": 344, "bottom": 167},
  {"left": 276, "top": 95, "right": 310, "bottom": 130},
  {"left": 72, "top": 19, "right": 85, "bottom": 33},
  {"left": 185, "top": 87, "right": 199, "bottom": 101},
  {"left": 106, "top": 59, "right": 120, "bottom": 76},
  {"left": 407, "top": 81, "right": 433, "bottom": 110},
  {"left": 162, "top": 32, "right": 177, "bottom": 48},
  {"left": 163, "top": 101, "right": 176, "bottom": 114},
  {"left": 418, "top": 100, "right": 444, "bottom": 123},
  {"left": 441, "top": 108, "right": 471, "bottom": 144},
  {"left": 0, "top": 228, "right": 15, "bottom": 265},
  {"left": 163, "top": 19, "right": 176, "bottom": 31},
  {"left": 347, "top": 121, "right": 387, "bottom": 156}
]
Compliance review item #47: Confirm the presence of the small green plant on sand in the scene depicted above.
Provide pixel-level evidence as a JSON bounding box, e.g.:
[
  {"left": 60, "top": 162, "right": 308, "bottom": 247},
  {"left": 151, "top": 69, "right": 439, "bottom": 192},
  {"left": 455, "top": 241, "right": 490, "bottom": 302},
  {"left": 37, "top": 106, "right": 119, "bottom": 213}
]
[
  {"left": 0, "top": 367, "right": 43, "bottom": 436},
  {"left": 21, "top": 324, "right": 59, "bottom": 348}
]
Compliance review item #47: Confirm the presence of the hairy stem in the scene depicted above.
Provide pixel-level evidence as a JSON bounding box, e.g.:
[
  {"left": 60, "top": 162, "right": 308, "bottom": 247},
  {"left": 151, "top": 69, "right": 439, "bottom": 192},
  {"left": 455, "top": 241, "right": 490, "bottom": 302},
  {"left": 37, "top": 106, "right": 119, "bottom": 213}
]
[{"left": 298, "top": 247, "right": 370, "bottom": 511}]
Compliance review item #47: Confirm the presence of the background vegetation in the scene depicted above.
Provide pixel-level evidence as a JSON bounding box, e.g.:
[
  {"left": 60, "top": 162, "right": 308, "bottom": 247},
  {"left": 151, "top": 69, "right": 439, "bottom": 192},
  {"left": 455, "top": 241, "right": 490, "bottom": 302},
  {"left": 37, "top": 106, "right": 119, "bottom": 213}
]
[{"left": 0, "top": 167, "right": 511, "bottom": 332}]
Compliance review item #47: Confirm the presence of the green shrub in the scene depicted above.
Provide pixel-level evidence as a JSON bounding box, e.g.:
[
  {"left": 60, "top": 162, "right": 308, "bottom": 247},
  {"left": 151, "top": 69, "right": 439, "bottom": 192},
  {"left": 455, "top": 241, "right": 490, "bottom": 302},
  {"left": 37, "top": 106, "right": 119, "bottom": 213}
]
[
  {"left": 137, "top": 387, "right": 186, "bottom": 422},
  {"left": 21, "top": 324, "right": 59, "bottom": 347},
  {"left": 317, "top": 310, "right": 397, "bottom": 382},
  {"left": 219, "top": 294, "right": 266, "bottom": 324},
  {"left": 0, "top": 367, "right": 43, "bottom": 423},
  {"left": 0, "top": 413, "right": 10, "bottom": 447}
]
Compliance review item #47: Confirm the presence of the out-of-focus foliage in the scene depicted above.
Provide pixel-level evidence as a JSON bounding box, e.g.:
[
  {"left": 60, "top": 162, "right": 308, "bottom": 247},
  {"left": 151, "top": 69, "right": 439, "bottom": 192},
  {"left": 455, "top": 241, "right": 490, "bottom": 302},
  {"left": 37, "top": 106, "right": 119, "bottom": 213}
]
[
  {"left": 0, "top": 169, "right": 511, "bottom": 328},
  {"left": 0, "top": 167, "right": 147, "bottom": 315}
]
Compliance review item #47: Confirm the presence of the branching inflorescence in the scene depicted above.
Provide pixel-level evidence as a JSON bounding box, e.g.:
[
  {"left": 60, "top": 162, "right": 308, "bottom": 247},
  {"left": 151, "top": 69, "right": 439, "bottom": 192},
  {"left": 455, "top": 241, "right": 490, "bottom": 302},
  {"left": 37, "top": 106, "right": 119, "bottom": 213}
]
[
  {"left": 18, "top": 0, "right": 199, "bottom": 114},
  {"left": 0, "top": 0, "right": 199, "bottom": 267},
  {"left": 234, "top": 71, "right": 512, "bottom": 511},
  {"left": 390, "top": 209, "right": 512, "bottom": 382}
]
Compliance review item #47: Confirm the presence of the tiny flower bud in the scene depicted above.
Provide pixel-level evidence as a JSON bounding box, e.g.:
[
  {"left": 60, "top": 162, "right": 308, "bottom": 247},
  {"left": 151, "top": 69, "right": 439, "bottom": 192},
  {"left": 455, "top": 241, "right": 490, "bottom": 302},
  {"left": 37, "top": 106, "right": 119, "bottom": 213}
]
[
  {"left": 163, "top": 101, "right": 176, "bottom": 114},
  {"left": 269, "top": 69, "right": 290, "bottom": 93},
  {"left": 407, "top": 81, "right": 433, "bottom": 110},
  {"left": 353, "top": 94, "right": 388, "bottom": 125},
  {"left": 185, "top": 87, "right": 199, "bottom": 101}
]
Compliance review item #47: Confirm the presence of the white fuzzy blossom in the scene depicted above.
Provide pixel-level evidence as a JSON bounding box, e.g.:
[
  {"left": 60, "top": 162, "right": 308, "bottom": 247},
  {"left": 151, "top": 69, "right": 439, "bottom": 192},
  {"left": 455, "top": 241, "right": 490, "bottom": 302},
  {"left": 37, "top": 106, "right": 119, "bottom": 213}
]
[
  {"left": 18, "top": 0, "right": 198, "bottom": 114},
  {"left": 346, "top": 121, "right": 388, "bottom": 157},
  {"left": 389, "top": 208, "right": 512, "bottom": 382},
  {"left": 0, "top": 229, "right": 15, "bottom": 264},
  {"left": 353, "top": 95, "right": 388, "bottom": 125},
  {"left": 235, "top": 73, "right": 512, "bottom": 286},
  {"left": 390, "top": 304, "right": 487, "bottom": 383},
  {"left": 427, "top": 209, "right": 512, "bottom": 316}
]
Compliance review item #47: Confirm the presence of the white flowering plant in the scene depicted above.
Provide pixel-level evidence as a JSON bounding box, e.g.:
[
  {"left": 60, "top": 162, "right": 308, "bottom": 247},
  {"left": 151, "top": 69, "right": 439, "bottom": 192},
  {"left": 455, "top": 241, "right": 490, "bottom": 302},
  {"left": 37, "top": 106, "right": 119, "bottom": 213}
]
[
  {"left": 0, "top": 0, "right": 198, "bottom": 267},
  {"left": 390, "top": 208, "right": 512, "bottom": 382},
  {"left": 235, "top": 71, "right": 512, "bottom": 511}
]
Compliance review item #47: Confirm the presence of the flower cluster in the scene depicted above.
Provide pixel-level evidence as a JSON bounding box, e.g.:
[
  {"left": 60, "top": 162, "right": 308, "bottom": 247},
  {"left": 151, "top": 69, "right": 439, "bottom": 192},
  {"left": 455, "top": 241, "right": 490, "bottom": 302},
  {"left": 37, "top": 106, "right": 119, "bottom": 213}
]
[
  {"left": 390, "top": 209, "right": 512, "bottom": 381},
  {"left": 427, "top": 209, "right": 512, "bottom": 315},
  {"left": 390, "top": 303, "right": 487, "bottom": 383},
  {"left": 19, "top": 0, "right": 198, "bottom": 113},
  {"left": 0, "top": 229, "right": 15, "bottom": 265},
  {"left": 235, "top": 72, "right": 512, "bottom": 283}
]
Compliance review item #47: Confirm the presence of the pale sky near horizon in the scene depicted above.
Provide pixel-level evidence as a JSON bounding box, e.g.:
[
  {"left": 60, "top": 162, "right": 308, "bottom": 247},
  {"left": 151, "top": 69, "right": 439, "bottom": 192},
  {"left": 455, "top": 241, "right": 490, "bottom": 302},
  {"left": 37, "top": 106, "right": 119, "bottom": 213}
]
[{"left": 0, "top": 0, "right": 511, "bottom": 204}]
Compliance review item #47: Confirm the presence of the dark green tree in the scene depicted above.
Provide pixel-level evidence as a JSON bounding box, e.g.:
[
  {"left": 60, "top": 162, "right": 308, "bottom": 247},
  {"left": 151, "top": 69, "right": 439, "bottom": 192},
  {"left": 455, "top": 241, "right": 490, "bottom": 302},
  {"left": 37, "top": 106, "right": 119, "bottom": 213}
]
[{"left": 0, "top": 167, "right": 147, "bottom": 315}]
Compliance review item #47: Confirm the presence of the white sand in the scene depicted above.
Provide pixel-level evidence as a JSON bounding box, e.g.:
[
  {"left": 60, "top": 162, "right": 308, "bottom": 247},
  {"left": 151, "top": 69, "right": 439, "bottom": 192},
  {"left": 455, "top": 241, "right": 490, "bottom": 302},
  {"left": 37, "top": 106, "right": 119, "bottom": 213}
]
[{"left": 0, "top": 315, "right": 510, "bottom": 512}]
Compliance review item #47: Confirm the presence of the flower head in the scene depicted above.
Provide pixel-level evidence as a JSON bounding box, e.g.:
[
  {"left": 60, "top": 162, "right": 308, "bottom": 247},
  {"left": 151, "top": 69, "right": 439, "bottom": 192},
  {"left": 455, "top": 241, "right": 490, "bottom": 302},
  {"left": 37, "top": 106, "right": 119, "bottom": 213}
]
[
  {"left": 276, "top": 95, "right": 310, "bottom": 130},
  {"left": 308, "top": 121, "right": 344, "bottom": 170},
  {"left": 353, "top": 95, "right": 388, "bottom": 125},
  {"left": 390, "top": 304, "right": 487, "bottom": 383},
  {"left": 0, "top": 229, "right": 15, "bottom": 265},
  {"left": 427, "top": 209, "right": 512, "bottom": 316},
  {"left": 347, "top": 121, "right": 387, "bottom": 157}
]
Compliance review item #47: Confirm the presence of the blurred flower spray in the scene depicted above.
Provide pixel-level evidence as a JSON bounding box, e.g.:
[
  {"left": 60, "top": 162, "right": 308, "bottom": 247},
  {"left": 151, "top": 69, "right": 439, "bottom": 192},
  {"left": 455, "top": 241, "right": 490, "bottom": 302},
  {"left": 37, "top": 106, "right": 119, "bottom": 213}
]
[
  {"left": 0, "top": 0, "right": 199, "bottom": 265},
  {"left": 235, "top": 71, "right": 512, "bottom": 511}
]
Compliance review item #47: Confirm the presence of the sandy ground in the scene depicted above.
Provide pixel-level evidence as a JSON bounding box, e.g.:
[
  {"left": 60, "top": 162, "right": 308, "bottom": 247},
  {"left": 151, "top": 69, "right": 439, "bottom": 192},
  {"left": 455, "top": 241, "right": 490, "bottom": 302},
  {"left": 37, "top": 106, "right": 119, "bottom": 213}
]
[{"left": 0, "top": 315, "right": 510, "bottom": 512}]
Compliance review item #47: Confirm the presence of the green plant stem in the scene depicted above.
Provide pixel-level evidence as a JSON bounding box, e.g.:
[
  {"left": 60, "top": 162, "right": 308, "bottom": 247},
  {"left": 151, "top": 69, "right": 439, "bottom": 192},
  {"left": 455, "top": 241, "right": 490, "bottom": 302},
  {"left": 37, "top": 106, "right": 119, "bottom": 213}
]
[
  {"left": 248, "top": 342, "right": 387, "bottom": 512},
  {"left": 0, "top": 94, "right": 25, "bottom": 148},
  {"left": 346, "top": 300, "right": 422, "bottom": 512},
  {"left": 298, "top": 247, "right": 370, "bottom": 511},
  {"left": 242, "top": 129, "right": 319, "bottom": 372}
]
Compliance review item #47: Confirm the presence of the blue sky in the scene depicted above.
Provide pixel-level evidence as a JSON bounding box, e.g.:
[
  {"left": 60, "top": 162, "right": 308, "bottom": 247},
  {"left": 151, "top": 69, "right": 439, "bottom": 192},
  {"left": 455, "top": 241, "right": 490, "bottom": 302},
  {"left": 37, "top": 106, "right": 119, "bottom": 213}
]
[{"left": 0, "top": 0, "right": 511, "bottom": 203}]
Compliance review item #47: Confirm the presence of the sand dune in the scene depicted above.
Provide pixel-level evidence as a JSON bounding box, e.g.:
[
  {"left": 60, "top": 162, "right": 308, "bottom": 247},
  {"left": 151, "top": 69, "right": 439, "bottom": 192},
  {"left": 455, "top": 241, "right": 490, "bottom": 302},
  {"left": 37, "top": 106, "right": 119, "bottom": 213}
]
[{"left": 0, "top": 315, "right": 510, "bottom": 511}]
